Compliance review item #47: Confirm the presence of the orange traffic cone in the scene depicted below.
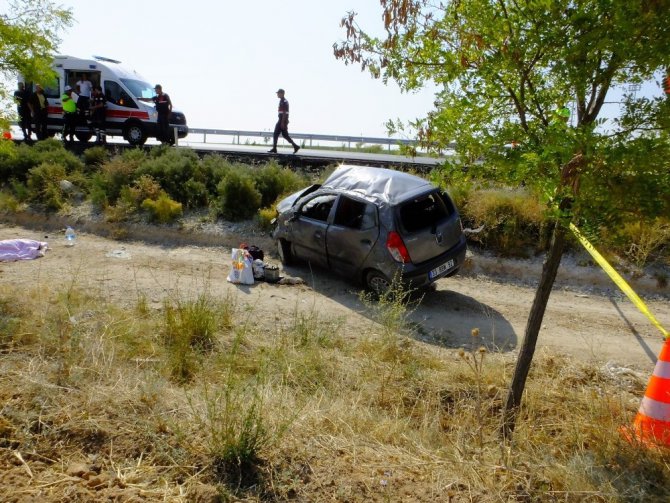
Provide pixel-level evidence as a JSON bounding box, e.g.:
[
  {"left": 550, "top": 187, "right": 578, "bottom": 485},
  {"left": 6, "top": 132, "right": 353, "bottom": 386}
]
[{"left": 623, "top": 338, "right": 670, "bottom": 447}]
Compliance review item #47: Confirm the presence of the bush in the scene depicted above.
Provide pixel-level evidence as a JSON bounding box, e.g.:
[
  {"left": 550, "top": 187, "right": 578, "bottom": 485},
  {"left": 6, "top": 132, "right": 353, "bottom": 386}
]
[
  {"left": 141, "top": 193, "right": 183, "bottom": 224},
  {"left": 182, "top": 179, "right": 209, "bottom": 209},
  {"left": 0, "top": 140, "right": 83, "bottom": 182},
  {"left": 199, "top": 155, "right": 235, "bottom": 194},
  {"left": 0, "top": 190, "right": 21, "bottom": 213},
  {"left": 136, "top": 148, "right": 202, "bottom": 204},
  {"left": 26, "top": 162, "right": 69, "bottom": 211},
  {"left": 256, "top": 206, "right": 277, "bottom": 232},
  {"left": 90, "top": 156, "right": 140, "bottom": 207},
  {"left": 462, "top": 188, "right": 548, "bottom": 257},
  {"left": 214, "top": 170, "right": 262, "bottom": 221},
  {"left": 83, "top": 146, "right": 109, "bottom": 170},
  {"left": 252, "top": 162, "right": 306, "bottom": 208}
]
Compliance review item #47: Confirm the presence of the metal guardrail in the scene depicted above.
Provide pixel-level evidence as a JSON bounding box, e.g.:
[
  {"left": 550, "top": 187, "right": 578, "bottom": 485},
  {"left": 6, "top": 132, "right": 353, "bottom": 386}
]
[
  {"left": 8, "top": 121, "right": 455, "bottom": 152},
  {"left": 187, "top": 128, "right": 418, "bottom": 150}
]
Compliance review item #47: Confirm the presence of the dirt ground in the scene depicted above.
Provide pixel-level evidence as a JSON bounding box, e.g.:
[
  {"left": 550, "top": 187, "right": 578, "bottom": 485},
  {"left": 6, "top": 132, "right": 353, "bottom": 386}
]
[{"left": 1, "top": 220, "right": 668, "bottom": 373}]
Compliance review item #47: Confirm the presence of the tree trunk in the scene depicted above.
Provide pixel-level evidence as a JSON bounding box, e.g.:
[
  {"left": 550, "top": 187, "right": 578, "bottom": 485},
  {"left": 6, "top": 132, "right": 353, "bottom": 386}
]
[{"left": 501, "top": 222, "right": 568, "bottom": 440}]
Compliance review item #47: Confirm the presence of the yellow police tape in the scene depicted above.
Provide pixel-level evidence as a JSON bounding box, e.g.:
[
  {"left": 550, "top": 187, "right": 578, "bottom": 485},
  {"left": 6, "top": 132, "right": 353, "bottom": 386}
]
[{"left": 569, "top": 222, "right": 669, "bottom": 339}]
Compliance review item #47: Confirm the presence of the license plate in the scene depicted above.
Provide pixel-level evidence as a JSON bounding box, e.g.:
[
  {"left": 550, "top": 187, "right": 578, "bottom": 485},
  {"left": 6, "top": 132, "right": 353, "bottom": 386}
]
[{"left": 429, "top": 259, "right": 454, "bottom": 280}]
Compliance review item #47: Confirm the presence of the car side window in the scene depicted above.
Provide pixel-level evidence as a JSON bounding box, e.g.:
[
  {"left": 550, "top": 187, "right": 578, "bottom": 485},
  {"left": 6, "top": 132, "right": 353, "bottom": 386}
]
[
  {"left": 300, "top": 194, "right": 337, "bottom": 222},
  {"left": 333, "top": 196, "right": 376, "bottom": 230},
  {"left": 104, "top": 80, "right": 138, "bottom": 108}
]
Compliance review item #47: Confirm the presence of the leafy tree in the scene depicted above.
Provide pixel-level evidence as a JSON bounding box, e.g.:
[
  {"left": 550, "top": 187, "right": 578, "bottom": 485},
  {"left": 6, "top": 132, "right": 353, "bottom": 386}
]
[
  {"left": 0, "top": 0, "right": 73, "bottom": 127},
  {"left": 335, "top": 0, "right": 670, "bottom": 439}
]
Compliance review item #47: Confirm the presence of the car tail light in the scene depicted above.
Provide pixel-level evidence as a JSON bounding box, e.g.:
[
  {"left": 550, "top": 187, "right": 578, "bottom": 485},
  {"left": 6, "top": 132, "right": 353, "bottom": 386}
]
[{"left": 386, "top": 231, "right": 411, "bottom": 263}]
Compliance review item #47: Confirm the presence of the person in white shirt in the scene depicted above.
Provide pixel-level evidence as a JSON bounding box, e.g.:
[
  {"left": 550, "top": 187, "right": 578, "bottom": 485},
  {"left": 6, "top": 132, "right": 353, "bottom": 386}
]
[{"left": 75, "top": 73, "right": 93, "bottom": 117}]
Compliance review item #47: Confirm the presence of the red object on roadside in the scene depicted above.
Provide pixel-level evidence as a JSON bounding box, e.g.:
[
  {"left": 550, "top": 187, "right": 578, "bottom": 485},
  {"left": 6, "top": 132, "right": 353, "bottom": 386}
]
[
  {"left": 2, "top": 131, "right": 11, "bottom": 140},
  {"left": 621, "top": 338, "right": 670, "bottom": 447}
]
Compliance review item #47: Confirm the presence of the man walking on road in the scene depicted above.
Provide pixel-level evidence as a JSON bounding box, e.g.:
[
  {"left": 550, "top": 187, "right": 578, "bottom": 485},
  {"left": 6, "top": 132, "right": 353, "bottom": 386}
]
[{"left": 268, "top": 88, "right": 300, "bottom": 154}]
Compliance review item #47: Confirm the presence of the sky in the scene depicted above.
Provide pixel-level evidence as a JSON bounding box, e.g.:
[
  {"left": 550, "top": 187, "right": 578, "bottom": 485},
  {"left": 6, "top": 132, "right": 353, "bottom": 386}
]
[{"left": 53, "top": 0, "right": 435, "bottom": 139}]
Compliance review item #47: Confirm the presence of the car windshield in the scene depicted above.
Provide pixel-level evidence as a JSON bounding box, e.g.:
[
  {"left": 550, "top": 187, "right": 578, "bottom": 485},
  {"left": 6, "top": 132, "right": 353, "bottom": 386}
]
[{"left": 120, "top": 78, "right": 154, "bottom": 99}]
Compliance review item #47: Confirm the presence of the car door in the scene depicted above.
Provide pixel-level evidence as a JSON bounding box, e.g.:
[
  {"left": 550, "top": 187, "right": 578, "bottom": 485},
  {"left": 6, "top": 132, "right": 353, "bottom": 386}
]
[
  {"left": 397, "top": 190, "right": 463, "bottom": 264},
  {"left": 326, "top": 195, "right": 379, "bottom": 277},
  {"left": 291, "top": 194, "right": 337, "bottom": 268}
]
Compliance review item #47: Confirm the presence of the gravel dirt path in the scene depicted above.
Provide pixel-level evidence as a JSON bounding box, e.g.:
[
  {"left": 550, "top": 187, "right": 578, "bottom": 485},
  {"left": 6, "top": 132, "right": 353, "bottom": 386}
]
[{"left": 1, "top": 222, "right": 667, "bottom": 372}]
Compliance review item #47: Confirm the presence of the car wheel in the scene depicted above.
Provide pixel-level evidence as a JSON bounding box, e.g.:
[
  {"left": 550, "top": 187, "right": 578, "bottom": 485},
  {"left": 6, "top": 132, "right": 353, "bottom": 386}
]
[
  {"left": 124, "top": 123, "right": 146, "bottom": 146},
  {"left": 365, "top": 270, "right": 391, "bottom": 296},
  {"left": 75, "top": 132, "right": 92, "bottom": 143},
  {"left": 277, "top": 239, "right": 294, "bottom": 265}
]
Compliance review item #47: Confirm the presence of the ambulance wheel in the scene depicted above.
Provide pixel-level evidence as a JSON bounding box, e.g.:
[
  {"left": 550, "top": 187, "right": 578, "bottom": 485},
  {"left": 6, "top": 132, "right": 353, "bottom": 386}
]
[
  {"left": 75, "top": 132, "right": 92, "bottom": 143},
  {"left": 124, "top": 123, "right": 146, "bottom": 146}
]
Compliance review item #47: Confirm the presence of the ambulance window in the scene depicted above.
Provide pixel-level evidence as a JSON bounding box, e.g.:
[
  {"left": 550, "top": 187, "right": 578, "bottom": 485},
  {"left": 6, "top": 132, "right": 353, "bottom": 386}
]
[
  {"left": 104, "top": 81, "right": 137, "bottom": 108},
  {"left": 43, "top": 78, "right": 60, "bottom": 98}
]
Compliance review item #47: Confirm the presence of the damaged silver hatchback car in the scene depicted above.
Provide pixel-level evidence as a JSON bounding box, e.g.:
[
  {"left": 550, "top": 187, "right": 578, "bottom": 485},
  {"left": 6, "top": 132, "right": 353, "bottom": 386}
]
[{"left": 272, "top": 165, "right": 467, "bottom": 293}]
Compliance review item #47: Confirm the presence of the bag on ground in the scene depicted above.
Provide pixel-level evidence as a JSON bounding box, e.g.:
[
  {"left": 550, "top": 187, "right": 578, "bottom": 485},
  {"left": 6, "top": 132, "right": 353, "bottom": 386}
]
[{"left": 227, "top": 248, "right": 254, "bottom": 285}]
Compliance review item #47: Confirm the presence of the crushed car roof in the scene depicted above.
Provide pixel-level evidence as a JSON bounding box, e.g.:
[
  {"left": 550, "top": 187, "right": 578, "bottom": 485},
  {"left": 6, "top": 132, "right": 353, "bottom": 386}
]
[{"left": 322, "top": 165, "right": 434, "bottom": 204}]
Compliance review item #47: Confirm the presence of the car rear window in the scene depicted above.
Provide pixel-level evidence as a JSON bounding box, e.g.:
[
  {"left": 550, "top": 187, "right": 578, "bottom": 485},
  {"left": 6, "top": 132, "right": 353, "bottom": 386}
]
[{"left": 399, "top": 192, "right": 453, "bottom": 233}]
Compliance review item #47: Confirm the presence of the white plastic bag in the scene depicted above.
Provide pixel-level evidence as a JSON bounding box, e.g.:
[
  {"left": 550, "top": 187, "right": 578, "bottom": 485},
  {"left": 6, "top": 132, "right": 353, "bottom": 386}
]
[
  {"left": 252, "top": 259, "right": 265, "bottom": 279},
  {"left": 227, "top": 248, "right": 254, "bottom": 285}
]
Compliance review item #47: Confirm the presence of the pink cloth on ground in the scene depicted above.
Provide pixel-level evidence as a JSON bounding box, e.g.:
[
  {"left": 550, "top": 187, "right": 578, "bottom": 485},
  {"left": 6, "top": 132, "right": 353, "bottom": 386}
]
[{"left": 0, "top": 239, "right": 48, "bottom": 261}]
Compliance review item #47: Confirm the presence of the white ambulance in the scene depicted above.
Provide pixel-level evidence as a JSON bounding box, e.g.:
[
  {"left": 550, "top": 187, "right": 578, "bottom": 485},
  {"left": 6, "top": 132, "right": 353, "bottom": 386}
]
[{"left": 37, "top": 55, "right": 188, "bottom": 145}]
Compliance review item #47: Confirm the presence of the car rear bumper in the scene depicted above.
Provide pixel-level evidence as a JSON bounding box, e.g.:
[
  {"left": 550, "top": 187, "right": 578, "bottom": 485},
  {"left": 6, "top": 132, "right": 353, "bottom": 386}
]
[{"left": 399, "top": 235, "right": 467, "bottom": 289}]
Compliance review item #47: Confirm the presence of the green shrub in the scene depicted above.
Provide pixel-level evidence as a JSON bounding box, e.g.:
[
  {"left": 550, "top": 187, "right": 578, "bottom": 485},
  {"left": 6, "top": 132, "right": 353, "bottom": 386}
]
[
  {"left": 463, "top": 188, "right": 548, "bottom": 257},
  {"left": 0, "top": 190, "right": 20, "bottom": 213},
  {"left": 0, "top": 140, "right": 83, "bottom": 182},
  {"left": 199, "top": 154, "right": 235, "bottom": 194},
  {"left": 128, "top": 175, "right": 163, "bottom": 206},
  {"left": 26, "top": 162, "right": 69, "bottom": 211},
  {"left": 136, "top": 148, "right": 202, "bottom": 203},
  {"left": 83, "top": 146, "right": 109, "bottom": 169},
  {"left": 182, "top": 179, "right": 209, "bottom": 209},
  {"left": 141, "top": 193, "right": 183, "bottom": 224},
  {"left": 256, "top": 206, "right": 277, "bottom": 232},
  {"left": 214, "top": 170, "right": 262, "bottom": 221},
  {"left": 90, "top": 156, "right": 140, "bottom": 207},
  {"left": 252, "top": 162, "right": 306, "bottom": 208},
  {"left": 30, "top": 139, "right": 84, "bottom": 174}
]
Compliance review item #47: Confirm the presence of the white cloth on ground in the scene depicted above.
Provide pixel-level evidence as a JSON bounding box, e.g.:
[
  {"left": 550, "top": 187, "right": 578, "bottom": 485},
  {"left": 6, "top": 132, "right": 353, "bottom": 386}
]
[{"left": 0, "top": 239, "right": 48, "bottom": 261}]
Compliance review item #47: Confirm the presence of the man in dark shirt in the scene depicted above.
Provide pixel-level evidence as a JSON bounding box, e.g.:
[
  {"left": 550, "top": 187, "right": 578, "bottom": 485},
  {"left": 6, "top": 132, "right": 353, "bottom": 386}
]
[
  {"left": 28, "top": 84, "right": 49, "bottom": 141},
  {"left": 152, "top": 84, "right": 172, "bottom": 144},
  {"left": 14, "top": 82, "right": 32, "bottom": 141},
  {"left": 268, "top": 88, "right": 300, "bottom": 154},
  {"left": 89, "top": 86, "right": 107, "bottom": 144}
]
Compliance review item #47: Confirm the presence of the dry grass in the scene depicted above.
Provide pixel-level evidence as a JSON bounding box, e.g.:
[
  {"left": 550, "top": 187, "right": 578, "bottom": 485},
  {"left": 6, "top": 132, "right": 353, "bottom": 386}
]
[{"left": 0, "top": 275, "right": 669, "bottom": 502}]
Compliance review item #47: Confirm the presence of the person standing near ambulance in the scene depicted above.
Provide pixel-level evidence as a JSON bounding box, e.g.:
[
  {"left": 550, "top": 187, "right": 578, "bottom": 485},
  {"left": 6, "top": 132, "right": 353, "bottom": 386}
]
[
  {"left": 152, "top": 84, "right": 172, "bottom": 144},
  {"left": 61, "top": 86, "right": 77, "bottom": 143},
  {"left": 28, "top": 84, "right": 49, "bottom": 140},
  {"left": 268, "top": 88, "right": 300, "bottom": 154},
  {"left": 75, "top": 73, "right": 93, "bottom": 116},
  {"left": 89, "top": 85, "right": 107, "bottom": 144}
]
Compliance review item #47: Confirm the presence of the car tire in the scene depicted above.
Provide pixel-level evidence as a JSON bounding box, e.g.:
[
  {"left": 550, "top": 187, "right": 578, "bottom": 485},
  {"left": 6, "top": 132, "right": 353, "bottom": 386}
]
[
  {"left": 365, "top": 270, "right": 391, "bottom": 296},
  {"left": 277, "top": 239, "right": 294, "bottom": 266},
  {"left": 124, "top": 122, "right": 146, "bottom": 146},
  {"left": 75, "top": 132, "right": 92, "bottom": 143}
]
